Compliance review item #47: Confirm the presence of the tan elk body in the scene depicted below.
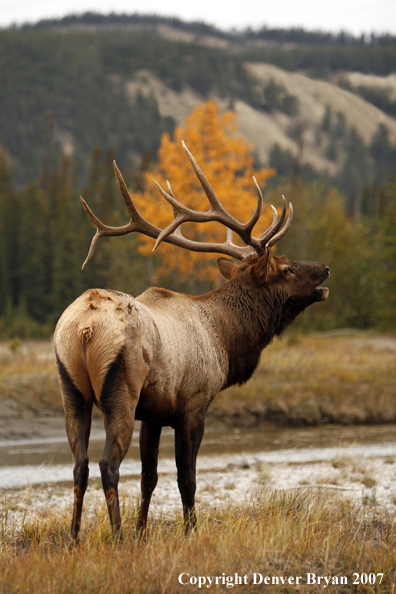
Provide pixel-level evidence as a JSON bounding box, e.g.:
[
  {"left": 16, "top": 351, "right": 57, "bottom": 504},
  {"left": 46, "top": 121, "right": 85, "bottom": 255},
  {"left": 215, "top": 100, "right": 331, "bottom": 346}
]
[{"left": 54, "top": 143, "right": 330, "bottom": 541}]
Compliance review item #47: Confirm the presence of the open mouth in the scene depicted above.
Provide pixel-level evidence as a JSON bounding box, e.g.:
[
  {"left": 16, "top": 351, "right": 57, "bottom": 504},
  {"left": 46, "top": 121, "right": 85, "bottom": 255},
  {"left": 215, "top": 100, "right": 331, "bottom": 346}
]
[
  {"left": 315, "top": 286, "right": 329, "bottom": 300},
  {"left": 315, "top": 268, "right": 330, "bottom": 300}
]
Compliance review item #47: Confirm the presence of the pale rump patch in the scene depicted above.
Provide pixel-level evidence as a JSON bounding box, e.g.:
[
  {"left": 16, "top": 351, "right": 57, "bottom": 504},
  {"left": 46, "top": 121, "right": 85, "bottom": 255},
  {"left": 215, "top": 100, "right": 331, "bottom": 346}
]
[{"left": 54, "top": 289, "right": 145, "bottom": 406}]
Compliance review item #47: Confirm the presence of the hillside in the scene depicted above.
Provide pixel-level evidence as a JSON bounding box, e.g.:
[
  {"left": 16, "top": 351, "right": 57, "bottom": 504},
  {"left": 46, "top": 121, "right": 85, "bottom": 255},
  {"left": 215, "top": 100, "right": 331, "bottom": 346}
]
[
  {"left": 0, "top": 15, "right": 396, "bottom": 197},
  {"left": 126, "top": 65, "right": 396, "bottom": 178}
]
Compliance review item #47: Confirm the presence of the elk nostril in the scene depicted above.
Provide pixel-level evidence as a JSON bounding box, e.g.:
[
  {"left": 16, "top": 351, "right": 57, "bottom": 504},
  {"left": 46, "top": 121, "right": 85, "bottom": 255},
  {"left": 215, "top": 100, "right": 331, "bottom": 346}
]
[{"left": 325, "top": 266, "right": 330, "bottom": 275}]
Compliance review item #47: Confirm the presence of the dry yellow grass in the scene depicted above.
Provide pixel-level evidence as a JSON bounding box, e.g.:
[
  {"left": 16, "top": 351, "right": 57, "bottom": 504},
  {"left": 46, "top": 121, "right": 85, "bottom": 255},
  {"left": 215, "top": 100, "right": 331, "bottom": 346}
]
[
  {"left": 0, "top": 340, "right": 58, "bottom": 413},
  {"left": 0, "top": 490, "right": 395, "bottom": 593}
]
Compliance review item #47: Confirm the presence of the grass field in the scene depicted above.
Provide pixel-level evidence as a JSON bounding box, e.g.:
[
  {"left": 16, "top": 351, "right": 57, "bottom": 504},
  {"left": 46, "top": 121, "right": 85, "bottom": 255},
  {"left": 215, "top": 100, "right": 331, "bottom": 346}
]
[
  {"left": 0, "top": 332, "right": 395, "bottom": 426},
  {"left": 0, "top": 489, "right": 395, "bottom": 593}
]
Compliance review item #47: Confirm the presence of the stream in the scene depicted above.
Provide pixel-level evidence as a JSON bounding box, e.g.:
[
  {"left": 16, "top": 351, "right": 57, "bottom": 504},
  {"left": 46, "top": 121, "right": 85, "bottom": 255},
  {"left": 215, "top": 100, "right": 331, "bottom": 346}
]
[{"left": 1, "top": 423, "right": 396, "bottom": 491}]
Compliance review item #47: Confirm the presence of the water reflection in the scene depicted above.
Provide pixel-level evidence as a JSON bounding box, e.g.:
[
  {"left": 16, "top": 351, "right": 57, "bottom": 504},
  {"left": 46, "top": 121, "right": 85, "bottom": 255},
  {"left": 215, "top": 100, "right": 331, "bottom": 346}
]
[{"left": 0, "top": 423, "right": 395, "bottom": 490}]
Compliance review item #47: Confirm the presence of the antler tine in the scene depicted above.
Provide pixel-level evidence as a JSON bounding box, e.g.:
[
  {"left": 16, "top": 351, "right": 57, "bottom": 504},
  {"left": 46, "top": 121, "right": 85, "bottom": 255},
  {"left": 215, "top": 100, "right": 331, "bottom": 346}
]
[
  {"left": 243, "top": 176, "right": 263, "bottom": 236},
  {"left": 254, "top": 205, "right": 278, "bottom": 247},
  {"left": 182, "top": 142, "right": 261, "bottom": 243},
  {"left": 80, "top": 163, "right": 163, "bottom": 269},
  {"left": 151, "top": 179, "right": 203, "bottom": 252},
  {"left": 258, "top": 195, "right": 287, "bottom": 246},
  {"left": 80, "top": 196, "right": 152, "bottom": 270},
  {"left": 182, "top": 141, "right": 230, "bottom": 214},
  {"left": 165, "top": 181, "right": 244, "bottom": 257},
  {"left": 113, "top": 162, "right": 141, "bottom": 220},
  {"left": 266, "top": 202, "right": 294, "bottom": 249},
  {"left": 80, "top": 198, "right": 106, "bottom": 269}
]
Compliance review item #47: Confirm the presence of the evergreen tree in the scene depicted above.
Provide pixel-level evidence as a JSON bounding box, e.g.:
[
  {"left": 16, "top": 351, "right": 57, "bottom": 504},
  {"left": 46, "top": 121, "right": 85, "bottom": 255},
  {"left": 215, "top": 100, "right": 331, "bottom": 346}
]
[
  {"left": 0, "top": 147, "right": 18, "bottom": 314},
  {"left": 321, "top": 106, "right": 332, "bottom": 132},
  {"left": 17, "top": 182, "right": 52, "bottom": 322},
  {"left": 51, "top": 157, "right": 83, "bottom": 322},
  {"left": 377, "top": 183, "right": 396, "bottom": 327},
  {"left": 79, "top": 146, "right": 125, "bottom": 292},
  {"left": 338, "top": 128, "right": 370, "bottom": 216},
  {"left": 370, "top": 124, "right": 396, "bottom": 188}
]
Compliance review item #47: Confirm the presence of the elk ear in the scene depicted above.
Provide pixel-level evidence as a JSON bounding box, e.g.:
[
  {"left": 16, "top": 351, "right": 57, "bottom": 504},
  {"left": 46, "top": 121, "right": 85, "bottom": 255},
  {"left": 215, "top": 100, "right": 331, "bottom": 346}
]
[{"left": 217, "top": 257, "right": 239, "bottom": 280}]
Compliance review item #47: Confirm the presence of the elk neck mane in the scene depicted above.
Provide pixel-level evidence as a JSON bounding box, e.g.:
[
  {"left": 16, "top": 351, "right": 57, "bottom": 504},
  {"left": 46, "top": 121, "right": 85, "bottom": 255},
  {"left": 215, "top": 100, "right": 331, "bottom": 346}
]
[{"left": 195, "top": 273, "right": 286, "bottom": 389}]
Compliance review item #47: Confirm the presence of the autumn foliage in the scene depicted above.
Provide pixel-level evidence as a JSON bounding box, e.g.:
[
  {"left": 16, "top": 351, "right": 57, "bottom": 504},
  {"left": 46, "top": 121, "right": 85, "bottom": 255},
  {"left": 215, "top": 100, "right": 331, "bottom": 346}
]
[{"left": 135, "top": 101, "right": 275, "bottom": 283}]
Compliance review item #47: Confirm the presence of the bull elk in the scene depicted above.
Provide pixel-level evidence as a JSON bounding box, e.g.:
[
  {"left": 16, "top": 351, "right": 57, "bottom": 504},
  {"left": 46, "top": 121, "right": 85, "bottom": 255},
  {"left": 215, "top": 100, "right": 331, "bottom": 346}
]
[{"left": 54, "top": 142, "right": 330, "bottom": 541}]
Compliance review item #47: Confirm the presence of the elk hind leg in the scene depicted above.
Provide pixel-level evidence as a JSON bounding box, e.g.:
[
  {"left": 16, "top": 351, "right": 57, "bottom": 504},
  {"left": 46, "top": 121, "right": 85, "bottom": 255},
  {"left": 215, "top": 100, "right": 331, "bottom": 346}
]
[
  {"left": 99, "top": 352, "right": 139, "bottom": 539},
  {"left": 136, "top": 421, "right": 162, "bottom": 535},
  {"left": 56, "top": 355, "right": 93, "bottom": 542}
]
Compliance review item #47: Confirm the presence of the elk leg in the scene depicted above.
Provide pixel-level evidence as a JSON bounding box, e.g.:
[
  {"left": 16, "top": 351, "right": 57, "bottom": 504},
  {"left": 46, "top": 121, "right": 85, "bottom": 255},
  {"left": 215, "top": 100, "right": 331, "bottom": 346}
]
[
  {"left": 99, "top": 403, "right": 135, "bottom": 541},
  {"left": 56, "top": 356, "right": 93, "bottom": 543},
  {"left": 99, "top": 348, "right": 148, "bottom": 539},
  {"left": 174, "top": 417, "right": 205, "bottom": 532},
  {"left": 68, "top": 406, "right": 92, "bottom": 542},
  {"left": 136, "top": 421, "right": 162, "bottom": 534}
]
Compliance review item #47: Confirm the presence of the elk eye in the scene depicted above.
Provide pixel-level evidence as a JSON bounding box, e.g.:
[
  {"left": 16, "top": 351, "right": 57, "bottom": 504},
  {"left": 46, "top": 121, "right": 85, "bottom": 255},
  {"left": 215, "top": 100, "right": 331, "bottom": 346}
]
[{"left": 283, "top": 266, "right": 292, "bottom": 275}]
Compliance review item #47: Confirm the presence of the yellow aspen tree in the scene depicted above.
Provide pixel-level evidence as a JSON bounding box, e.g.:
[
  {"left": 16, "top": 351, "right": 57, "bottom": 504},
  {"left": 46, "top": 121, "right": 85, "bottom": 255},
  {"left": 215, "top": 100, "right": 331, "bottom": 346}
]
[{"left": 136, "top": 101, "right": 275, "bottom": 283}]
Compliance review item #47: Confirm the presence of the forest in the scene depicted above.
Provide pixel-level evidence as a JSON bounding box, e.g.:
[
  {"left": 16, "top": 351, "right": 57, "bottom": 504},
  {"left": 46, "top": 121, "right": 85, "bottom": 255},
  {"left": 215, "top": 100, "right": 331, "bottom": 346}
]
[
  {"left": 0, "top": 17, "right": 395, "bottom": 338},
  {"left": 0, "top": 99, "right": 395, "bottom": 339}
]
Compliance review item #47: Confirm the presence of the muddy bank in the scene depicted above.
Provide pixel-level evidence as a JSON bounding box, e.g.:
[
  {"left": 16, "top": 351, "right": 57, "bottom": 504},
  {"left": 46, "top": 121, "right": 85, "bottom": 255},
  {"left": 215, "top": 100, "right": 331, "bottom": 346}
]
[
  {"left": 0, "top": 402, "right": 396, "bottom": 446},
  {"left": 207, "top": 398, "right": 396, "bottom": 427},
  {"left": 1, "top": 379, "right": 396, "bottom": 433},
  {"left": 3, "top": 429, "right": 396, "bottom": 525}
]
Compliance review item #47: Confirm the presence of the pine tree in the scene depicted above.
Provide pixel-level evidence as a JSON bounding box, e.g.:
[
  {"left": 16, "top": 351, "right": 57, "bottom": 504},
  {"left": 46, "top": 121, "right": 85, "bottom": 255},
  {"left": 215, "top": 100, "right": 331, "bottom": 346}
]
[
  {"left": 51, "top": 156, "right": 83, "bottom": 322},
  {"left": 79, "top": 146, "right": 128, "bottom": 292},
  {"left": 339, "top": 128, "right": 370, "bottom": 216},
  {"left": 17, "top": 182, "right": 52, "bottom": 322},
  {"left": 0, "top": 147, "right": 17, "bottom": 315},
  {"left": 377, "top": 183, "right": 396, "bottom": 326}
]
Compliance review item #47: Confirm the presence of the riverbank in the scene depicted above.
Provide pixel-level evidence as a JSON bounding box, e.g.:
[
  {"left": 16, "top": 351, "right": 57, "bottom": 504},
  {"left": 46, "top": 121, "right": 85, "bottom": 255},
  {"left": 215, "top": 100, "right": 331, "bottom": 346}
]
[{"left": 0, "top": 332, "right": 395, "bottom": 429}]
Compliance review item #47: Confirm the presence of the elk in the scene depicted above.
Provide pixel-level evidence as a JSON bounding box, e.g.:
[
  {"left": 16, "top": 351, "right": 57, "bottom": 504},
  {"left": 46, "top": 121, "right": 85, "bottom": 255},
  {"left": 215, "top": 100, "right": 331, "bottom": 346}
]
[{"left": 54, "top": 142, "right": 330, "bottom": 541}]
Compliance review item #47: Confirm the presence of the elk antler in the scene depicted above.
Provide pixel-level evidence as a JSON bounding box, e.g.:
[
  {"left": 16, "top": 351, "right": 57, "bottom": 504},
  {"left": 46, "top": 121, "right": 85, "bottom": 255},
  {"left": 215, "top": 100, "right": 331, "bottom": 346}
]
[{"left": 81, "top": 143, "right": 293, "bottom": 269}]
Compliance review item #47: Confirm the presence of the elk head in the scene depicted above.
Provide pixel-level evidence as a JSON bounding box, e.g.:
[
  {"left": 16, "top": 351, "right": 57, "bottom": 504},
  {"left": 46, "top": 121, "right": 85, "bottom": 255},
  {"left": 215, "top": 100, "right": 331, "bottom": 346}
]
[
  {"left": 218, "top": 252, "right": 329, "bottom": 302},
  {"left": 80, "top": 141, "right": 330, "bottom": 310}
]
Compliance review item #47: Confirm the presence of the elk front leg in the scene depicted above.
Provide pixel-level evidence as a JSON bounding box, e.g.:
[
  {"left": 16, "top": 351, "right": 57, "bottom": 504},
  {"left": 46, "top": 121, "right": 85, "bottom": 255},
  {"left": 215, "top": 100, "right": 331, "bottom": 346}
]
[
  {"left": 174, "top": 416, "right": 205, "bottom": 532},
  {"left": 136, "top": 421, "right": 162, "bottom": 535}
]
